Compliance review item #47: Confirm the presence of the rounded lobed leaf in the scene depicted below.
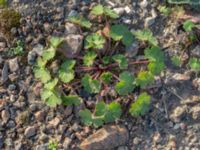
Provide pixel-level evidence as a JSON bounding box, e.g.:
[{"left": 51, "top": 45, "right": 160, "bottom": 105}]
[{"left": 129, "top": 92, "right": 151, "bottom": 117}]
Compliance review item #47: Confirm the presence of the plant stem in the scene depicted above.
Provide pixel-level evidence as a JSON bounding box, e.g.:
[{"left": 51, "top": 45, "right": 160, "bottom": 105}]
[{"left": 104, "top": 60, "right": 149, "bottom": 70}]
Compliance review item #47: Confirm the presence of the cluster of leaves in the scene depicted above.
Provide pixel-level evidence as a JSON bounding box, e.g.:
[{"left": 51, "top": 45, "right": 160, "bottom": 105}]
[
  {"left": 33, "top": 37, "right": 81, "bottom": 107},
  {"left": 33, "top": 4, "right": 167, "bottom": 127},
  {"left": 80, "top": 101, "right": 121, "bottom": 127},
  {"left": 171, "top": 20, "right": 200, "bottom": 70},
  {"left": 7, "top": 40, "right": 24, "bottom": 57},
  {"left": 158, "top": 5, "right": 172, "bottom": 16},
  {"left": 48, "top": 139, "right": 58, "bottom": 150}
]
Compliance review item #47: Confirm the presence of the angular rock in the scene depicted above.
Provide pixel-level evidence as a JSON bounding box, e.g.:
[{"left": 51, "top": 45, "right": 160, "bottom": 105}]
[
  {"left": 80, "top": 125, "right": 129, "bottom": 150},
  {"left": 32, "top": 44, "right": 44, "bottom": 56},
  {"left": 49, "top": 117, "right": 60, "bottom": 127},
  {"left": 1, "top": 109, "right": 10, "bottom": 123},
  {"left": 191, "top": 45, "right": 200, "bottom": 57},
  {"left": 24, "top": 126, "right": 36, "bottom": 138},
  {"left": 113, "top": 7, "right": 125, "bottom": 16},
  {"left": 65, "top": 22, "right": 79, "bottom": 35},
  {"left": 35, "top": 110, "right": 45, "bottom": 122},
  {"left": 57, "top": 34, "right": 83, "bottom": 58},
  {"left": 1, "top": 62, "right": 8, "bottom": 83},
  {"left": 9, "top": 57, "right": 19, "bottom": 72}
]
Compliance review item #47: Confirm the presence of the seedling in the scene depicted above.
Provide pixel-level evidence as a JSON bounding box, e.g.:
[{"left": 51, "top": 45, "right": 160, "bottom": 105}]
[{"left": 33, "top": 5, "right": 166, "bottom": 127}]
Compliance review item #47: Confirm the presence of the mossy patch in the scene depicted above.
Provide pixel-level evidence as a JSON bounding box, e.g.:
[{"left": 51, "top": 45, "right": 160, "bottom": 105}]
[{"left": 0, "top": 9, "right": 21, "bottom": 38}]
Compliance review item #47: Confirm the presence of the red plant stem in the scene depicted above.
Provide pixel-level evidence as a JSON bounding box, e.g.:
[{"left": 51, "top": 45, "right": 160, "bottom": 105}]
[
  {"left": 104, "top": 60, "right": 149, "bottom": 70},
  {"left": 112, "top": 73, "right": 120, "bottom": 81},
  {"left": 75, "top": 60, "right": 149, "bottom": 72}
]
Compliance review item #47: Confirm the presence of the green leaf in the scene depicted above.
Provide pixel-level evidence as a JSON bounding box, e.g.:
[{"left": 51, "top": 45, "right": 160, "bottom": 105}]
[
  {"left": 91, "top": 4, "right": 104, "bottom": 15},
  {"left": 80, "top": 101, "right": 121, "bottom": 128},
  {"left": 35, "top": 57, "right": 47, "bottom": 68},
  {"left": 115, "top": 71, "right": 135, "bottom": 95},
  {"left": 188, "top": 57, "right": 200, "bottom": 70},
  {"left": 42, "top": 47, "right": 56, "bottom": 61},
  {"left": 183, "top": 20, "right": 196, "bottom": 32},
  {"left": 136, "top": 71, "right": 154, "bottom": 88},
  {"left": 83, "top": 51, "right": 97, "bottom": 66},
  {"left": 68, "top": 15, "right": 92, "bottom": 28},
  {"left": 85, "top": 33, "right": 105, "bottom": 49},
  {"left": 41, "top": 89, "right": 62, "bottom": 107},
  {"left": 104, "top": 101, "right": 122, "bottom": 123},
  {"left": 171, "top": 56, "right": 182, "bottom": 67},
  {"left": 60, "top": 60, "right": 76, "bottom": 70},
  {"left": 59, "top": 69, "right": 74, "bottom": 83},
  {"left": 144, "top": 46, "right": 165, "bottom": 75},
  {"left": 62, "top": 95, "right": 81, "bottom": 106},
  {"left": 95, "top": 101, "right": 107, "bottom": 116},
  {"left": 148, "top": 61, "right": 165, "bottom": 75},
  {"left": 104, "top": 7, "right": 119, "bottom": 18},
  {"left": 59, "top": 60, "right": 76, "bottom": 83},
  {"left": 158, "top": 5, "right": 171, "bottom": 16},
  {"left": 50, "top": 37, "right": 63, "bottom": 48},
  {"left": 34, "top": 67, "right": 51, "bottom": 83},
  {"left": 102, "top": 56, "right": 110, "bottom": 65},
  {"left": 44, "top": 78, "right": 58, "bottom": 90},
  {"left": 92, "top": 117, "right": 104, "bottom": 128},
  {"left": 112, "top": 54, "right": 128, "bottom": 69},
  {"left": 110, "top": 24, "right": 134, "bottom": 46},
  {"left": 134, "top": 29, "right": 158, "bottom": 46},
  {"left": 91, "top": 4, "right": 119, "bottom": 18},
  {"left": 129, "top": 92, "right": 151, "bottom": 117},
  {"left": 79, "top": 109, "right": 93, "bottom": 126},
  {"left": 81, "top": 74, "right": 101, "bottom": 94},
  {"left": 100, "top": 72, "right": 112, "bottom": 83}
]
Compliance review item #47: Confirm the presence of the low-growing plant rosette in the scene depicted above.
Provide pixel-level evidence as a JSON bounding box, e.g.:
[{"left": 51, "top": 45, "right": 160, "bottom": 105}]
[{"left": 33, "top": 4, "right": 166, "bottom": 127}]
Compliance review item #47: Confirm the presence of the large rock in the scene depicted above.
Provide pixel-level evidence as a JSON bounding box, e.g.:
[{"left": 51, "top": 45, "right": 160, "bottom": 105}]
[
  {"left": 80, "top": 125, "right": 129, "bottom": 150},
  {"left": 57, "top": 34, "right": 83, "bottom": 58}
]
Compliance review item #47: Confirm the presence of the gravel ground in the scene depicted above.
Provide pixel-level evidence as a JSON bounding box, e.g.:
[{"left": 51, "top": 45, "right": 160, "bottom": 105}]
[{"left": 0, "top": 0, "right": 200, "bottom": 150}]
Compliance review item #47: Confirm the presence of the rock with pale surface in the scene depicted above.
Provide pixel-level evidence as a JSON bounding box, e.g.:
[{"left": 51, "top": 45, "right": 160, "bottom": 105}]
[
  {"left": 80, "top": 125, "right": 129, "bottom": 150},
  {"left": 24, "top": 126, "right": 36, "bottom": 138},
  {"left": 57, "top": 34, "right": 83, "bottom": 58}
]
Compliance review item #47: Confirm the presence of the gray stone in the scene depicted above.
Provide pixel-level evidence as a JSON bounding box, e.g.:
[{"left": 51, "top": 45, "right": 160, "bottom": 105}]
[
  {"left": 125, "top": 41, "right": 139, "bottom": 58},
  {"left": 113, "top": 7, "right": 125, "bottom": 16},
  {"left": 28, "top": 51, "right": 37, "bottom": 65},
  {"left": 192, "top": 45, "right": 200, "bottom": 57},
  {"left": 0, "top": 138, "right": 3, "bottom": 149},
  {"left": 145, "top": 17, "right": 156, "bottom": 27},
  {"left": 32, "top": 44, "right": 44, "bottom": 56},
  {"left": 1, "top": 109, "right": 10, "bottom": 123},
  {"left": 9, "top": 58, "right": 19, "bottom": 72},
  {"left": 24, "top": 126, "right": 36, "bottom": 138},
  {"left": 1, "top": 62, "right": 8, "bottom": 83},
  {"left": 80, "top": 125, "right": 129, "bottom": 150},
  {"left": 65, "top": 22, "right": 79, "bottom": 35},
  {"left": 139, "top": 0, "right": 148, "bottom": 8},
  {"left": 57, "top": 34, "right": 83, "bottom": 58}
]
